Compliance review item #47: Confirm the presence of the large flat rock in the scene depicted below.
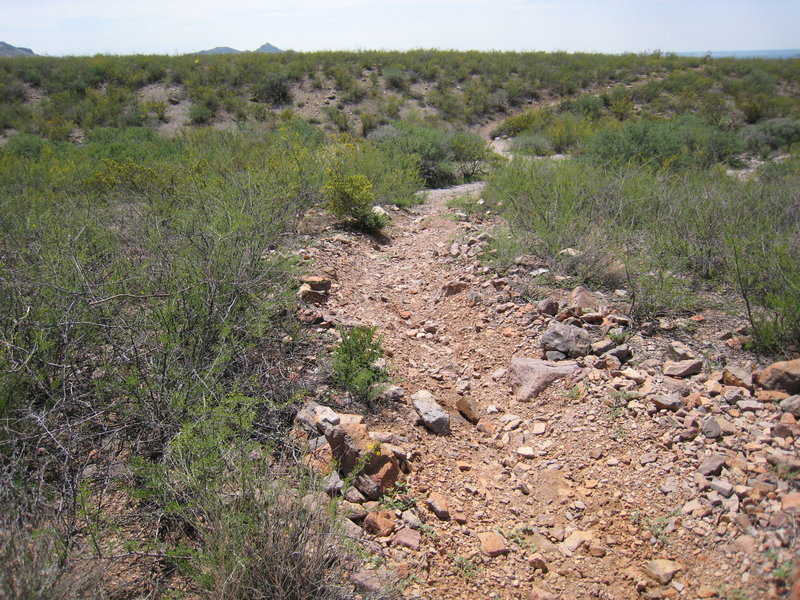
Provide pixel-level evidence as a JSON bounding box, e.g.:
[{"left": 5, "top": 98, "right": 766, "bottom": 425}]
[{"left": 508, "top": 358, "right": 581, "bottom": 402}]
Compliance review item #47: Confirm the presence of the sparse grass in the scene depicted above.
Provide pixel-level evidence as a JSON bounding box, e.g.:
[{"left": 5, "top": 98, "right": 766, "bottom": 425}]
[
  {"left": 378, "top": 481, "right": 417, "bottom": 512},
  {"left": 499, "top": 525, "right": 537, "bottom": 550},
  {"left": 630, "top": 510, "right": 678, "bottom": 544},
  {"left": 450, "top": 553, "right": 480, "bottom": 579}
]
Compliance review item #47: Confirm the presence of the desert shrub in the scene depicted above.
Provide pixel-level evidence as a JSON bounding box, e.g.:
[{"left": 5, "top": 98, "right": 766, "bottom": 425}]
[
  {"left": 323, "top": 106, "right": 350, "bottom": 132},
  {"left": 0, "top": 513, "right": 103, "bottom": 600},
  {"left": 359, "top": 111, "right": 380, "bottom": 137},
  {"left": 510, "top": 133, "right": 553, "bottom": 155},
  {"left": 189, "top": 102, "right": 214, "bottom": 124},
  {"left": 561, "top": 94, "right": 605, "bottom": 120},
  {"left": 129, "top": 391, "right": 390, "bottom": 599},
  {"left": 587, "top": 116, "right": 743, "bottom": 170},
  {"left": 326, "top": 137, "right": 421, "bottom": 207},
  {"left": 0, "top": 127, "right": 335, "bottom": 596},
  {"left": 3, "top": 133, "right": 52, "bottom": 158},
  {"left": 369, "top": 122, "right": 455, "bottom": 187},
  {"left": 485, "top": 155, "right": 800, "bottom": 346},
  {"left": 741, "top": 118, "right": 800, "bottom": 156},
  {"left": 331, "top": 326, "right": 388, "bottom": 403},
  {"left": 383, "top": 65, "right": 409, "bottom": 91},
  {"left": 323, "top": 170, "right": 387, "bottom": 232},
  {"left": 86, "top": 126, "right": 176, "bottom": 161},
  {"left": 448, "top": 131, "right": 495, "bottom": 179},
  {"left": 492, "top": 108, "right": 553, "bottom": 137},
  {"left": 0, "top": 80, "right": 26, "bottom": 102},
  {"left": 252, "top": 72, "right": 293, "bottom": 104}
]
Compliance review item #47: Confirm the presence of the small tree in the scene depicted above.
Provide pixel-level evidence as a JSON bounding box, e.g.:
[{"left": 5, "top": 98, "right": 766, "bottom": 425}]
[{"left": 449, "top": 131, "right": 493, "bottom": 180}]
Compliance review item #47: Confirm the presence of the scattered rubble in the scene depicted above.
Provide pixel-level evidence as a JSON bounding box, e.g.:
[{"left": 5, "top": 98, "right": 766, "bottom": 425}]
[{"left": 290, "top": 182, "right": 798, "bottom": 600}]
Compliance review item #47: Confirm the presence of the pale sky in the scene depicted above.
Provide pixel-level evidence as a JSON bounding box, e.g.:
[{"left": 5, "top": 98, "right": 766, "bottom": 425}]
[{"left": 2, "top": 0, "right": 797, "bottom": 56}]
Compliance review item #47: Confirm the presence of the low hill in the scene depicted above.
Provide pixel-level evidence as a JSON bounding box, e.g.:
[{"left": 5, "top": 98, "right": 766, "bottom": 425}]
[
  {"left": 197, "top": 46, "right": 242, "bottom": 55},
  {"left": 255, "top": 42, "right": 282, "bottom": 53},
  {"left": 0, "top": 41, "right": 36, "bottom": 57}
]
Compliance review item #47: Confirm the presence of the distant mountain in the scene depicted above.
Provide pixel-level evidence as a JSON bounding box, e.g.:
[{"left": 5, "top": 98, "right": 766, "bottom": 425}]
[
  {"left": 194, "top": 43, "right": 282, "bottom": 55},
  {"left": 677, "top": 49, "right": 800, "bottom": 59},
  {"left": 197, "top": 46, "right": 242, "bottom": 55},
  {"left": 0, "top": 41, "right": 36, "bottom": 57},
  {"left": 255, "top": 43, "right": 282, "bottom": 53}
]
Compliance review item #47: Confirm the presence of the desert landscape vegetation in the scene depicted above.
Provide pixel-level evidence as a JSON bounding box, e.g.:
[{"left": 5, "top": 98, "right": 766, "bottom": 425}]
[{"left": 1, "top": 46, "right": 799, "bottom": 599}]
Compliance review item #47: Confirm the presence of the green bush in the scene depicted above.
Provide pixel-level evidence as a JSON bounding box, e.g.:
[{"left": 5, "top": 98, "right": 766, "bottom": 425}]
[
  {"left": 510, "top": 133, "right": 553, "bottom": 155},
  {"left": 741, "top": 118, "right": 800, "bottom": 156},
  {"left": 252, "top": 72, "right": 293, "bottom": 104},
  {"left": 587, "top": 116, "right": 743, "bottom": 170},
  {"left": 369, "top": 122, "right": 455, "bottom": 187},
  {"left": 323, "top": 170, "right": 387, "bottom": 232},
  {"left": 331, "top": 326, "right": 388, "bottom": 403},
  {"left": 3, "top": 133, "right": 51, "bottom": 158},
  {"left": 448, "top": 131, "right": 495, "bottom": 180},
  {"left": 484, "top": 155, "right": 800, "bottom": 346},
  {"left": 188, "top": 102, "right": 214, "bottom": 124}
]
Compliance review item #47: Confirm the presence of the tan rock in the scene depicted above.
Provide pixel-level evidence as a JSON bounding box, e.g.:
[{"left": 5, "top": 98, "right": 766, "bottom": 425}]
[
  {"left": 569, "top": 285, "right": 598, "bottom": 310},
  {"left": 426, "top": 491, "right": 450, "bottom": 520},
  {"left": 301, "top": 275, "right": 332, "bottom": 292},
  {"left": 559, "top": 530, "right": 593, "bottom": 555},
  {"left": 391, "top": 527, "right": 421, "bottom": 551},
  {"left": 478, "top": 531, "right": 509, "bottom": 557},
  {"left": 456, "top": 396, "right": 481, "bottom": 423},
  {"left": 758, "top": 358, "right": 800, "bottom": 394},
  {"left": 297, "top": 283, "right": 326, "bottom": 304},
  {"left": 781, "top": 491, "right": 800, "bottom": 511},
  {"left": 697, "top": 586, "right": 719, "bottom": 598},
  {"left": 644, "top": 559, "right": 683, "bottom": 584}
]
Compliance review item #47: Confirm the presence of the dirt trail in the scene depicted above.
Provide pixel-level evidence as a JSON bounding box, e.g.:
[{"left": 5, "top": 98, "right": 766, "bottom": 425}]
[{"left": 302, "top": 181, "right": 797, "bottom": 600}]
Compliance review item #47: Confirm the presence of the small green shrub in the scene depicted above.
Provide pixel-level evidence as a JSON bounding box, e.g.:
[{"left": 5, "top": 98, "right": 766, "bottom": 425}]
[
  {"left": 331, "top": 326, "right": 388, "bottom": 404},
  {"left": 587, "top": 116, "right": 743, "bottom": 170},
  {"left": 252, "top": 72, "right": 293, "bottom": 105},
  {"left": 741, "top": 117, "right": 800, "bottom": 156},
  {"left": 323, "top": 106, "right": 349, "bottom": 132},
  {"left": 511, "top": 133, "right": 553, "bottom": 155},
  {"left": 3, "top": 133, "right": 51, "bottom": 158},
  {"left": 323, "top": 170, "right": 388, "bottom": 233},
  {"left": 448, "top": 131, "right": 494, "bottom": 180},
  {"left": 188, "top": 102, "right": 214, "bottom": 124}
]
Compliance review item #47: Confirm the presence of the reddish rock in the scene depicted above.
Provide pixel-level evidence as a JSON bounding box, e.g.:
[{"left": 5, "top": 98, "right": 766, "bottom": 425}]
[
  {"left": 324, "top": 423, "right": 402, "bottom": 500},
  {"left": 478, "top": 531, "right": 509, "bottom": 557},
  {"left": 392, "top": 527, "right": 421, "bottom": 551},
  {"left": 663, "top": 359, "right": 703, "bottom": 378},
  {"left": 426, "top": 491, "right": 450, "bottom": 520},
  {"left": 781, "top": 492, "right": 800, "bottom": 511},
  {"left": 456, "top": 396, "right": 481, "bottom": 423},
  {"left": 363, "top": 510, "right": 396, "bottom": 536},
  {"left": 297, "top": 284, "right": 326, "bottom": 304},
  {"left": 723, "top": 366, "right": 753, "bottom": 390},
  {"left": 301, "top": 275, "right": 332, "bottom": 292},
  {"left": 758, "top": 358, "right": 800, "bottom": 394}
]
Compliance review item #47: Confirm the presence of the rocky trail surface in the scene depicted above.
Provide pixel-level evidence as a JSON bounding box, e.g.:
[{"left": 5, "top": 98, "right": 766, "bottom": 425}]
[{"left": 291, "top": 182, "right": 800, "bottom": 600}]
